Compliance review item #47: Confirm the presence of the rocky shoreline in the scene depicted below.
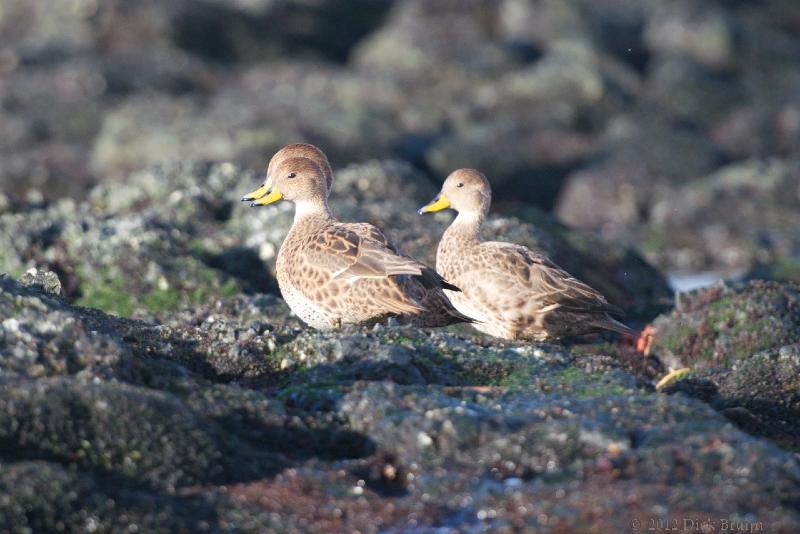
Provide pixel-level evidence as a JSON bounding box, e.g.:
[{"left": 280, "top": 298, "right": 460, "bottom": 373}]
[
  {"left": 2, "top": 160, "right": 799, "bottom": 531},
  {"left": 2, "top": 0, "right": 800, "bottom": 530},
  {"left": 2, "top": 268, "right": 800, "bottom": 531}
]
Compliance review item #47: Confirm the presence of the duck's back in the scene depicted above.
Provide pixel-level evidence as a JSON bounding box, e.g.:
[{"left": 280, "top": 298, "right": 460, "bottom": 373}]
[
  {"left": 336, "top": 220, "right": 472, "bottom": 327},
  {"left": 438, "top": 237, "right": 629, "bottom": 340}
]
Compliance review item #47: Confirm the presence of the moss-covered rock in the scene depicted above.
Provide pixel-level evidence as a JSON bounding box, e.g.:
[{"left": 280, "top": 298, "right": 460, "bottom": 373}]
[
  {"left": 2, "top": 267, "right": 800, "bottom": 531},
  {"left": 664, "top": 344, "right": 800, "bottom": 450},
  {"left": 648, "top": 280, "right": 800, "bottom": 450},
  {"left": 649, "top": 280, "right": 800, "bottom": 369},
  {"left": 746, "top": 257, "right": 800, "bottom": 285},
  {"left": 0, "top": 274, "right": 129, "bottom": 379}
]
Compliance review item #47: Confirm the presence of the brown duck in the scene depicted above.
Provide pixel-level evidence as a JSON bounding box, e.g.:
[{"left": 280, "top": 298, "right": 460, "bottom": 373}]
[
  {"left": 242, "top": 155, "right": 472, "bottom": 329},
  {"left": 419, "top": 168, "right": 633, "bottom": 341},
  {"left": 262, "top": 143, "right": 398, "bottom": 249}
]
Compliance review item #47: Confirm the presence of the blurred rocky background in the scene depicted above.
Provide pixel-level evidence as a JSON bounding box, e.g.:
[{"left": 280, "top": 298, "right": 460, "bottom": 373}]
[
  {"left": 1, "top": 0, "right": 800, "bottom": 531},
  {"left": 2, "top": 0, "right": 800, "bottom": 276}
]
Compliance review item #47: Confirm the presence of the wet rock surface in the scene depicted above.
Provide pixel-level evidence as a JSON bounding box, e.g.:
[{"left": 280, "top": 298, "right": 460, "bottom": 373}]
[
  {"left": 664, "top": 344, "right": 800, "bottom": 451},
  {"left": 646, "top": 280, "right": 800, "bottom": 450},
  {"left": 4, "top": 0, "right": 800, "bottom": 530},
  {"left": 643, "top": 159, "right": 800, "bottom": 271},
  {"left": 2, "top": 273, "right": 800, "bottom": 531},
  {"left": 648, "top": 280, "right": 800, "bottom": 370}
]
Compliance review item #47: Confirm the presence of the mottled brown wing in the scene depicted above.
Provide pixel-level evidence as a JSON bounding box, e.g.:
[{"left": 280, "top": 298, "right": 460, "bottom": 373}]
[
  {"left": 337, "top": 222, "right": 460, "bottom": 292},
  {"left": 341, "top": 222, "right": 399, "bottom": 253},
  {"left": 304, "top": 224, "right": 426, "bottom": 282},
  {"left": 484, "top": 243, "right": 623, "bottom": 316}
]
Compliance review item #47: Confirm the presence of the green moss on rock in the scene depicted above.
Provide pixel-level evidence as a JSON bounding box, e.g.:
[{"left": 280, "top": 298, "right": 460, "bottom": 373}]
[{"left": 651, "top": 280, "right": 800, "bottom": 368}]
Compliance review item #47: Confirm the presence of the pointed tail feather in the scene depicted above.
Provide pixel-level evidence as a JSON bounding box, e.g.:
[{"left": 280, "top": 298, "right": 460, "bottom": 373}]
[
  {"left": 418, "top": 266, "right": 462, "bottom": 293},
  {"left": 447, "top": 306, "right": 478, "bottom": 324},
  {"left": 594, "top": 315, "right": 635, "bottom": 336},
  {"left": 440, "top": 279, "right": 462, "bottom": 292}
]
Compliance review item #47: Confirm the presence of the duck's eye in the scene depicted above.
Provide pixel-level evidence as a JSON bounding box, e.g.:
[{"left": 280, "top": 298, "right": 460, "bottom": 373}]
[
  {"left": 456, "top": 182, "right": 464, "bottom": 188},
  {"left": 288, "top": 172, "right": 296, "bottom": 179}
]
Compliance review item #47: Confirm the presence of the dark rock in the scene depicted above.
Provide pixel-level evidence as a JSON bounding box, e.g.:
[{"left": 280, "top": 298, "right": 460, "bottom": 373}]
[
  {"left": 20, "top": 267, "right": 62, "bottom": 295},
  {"left": 418, "top": 39, "right": 641, "bottom": 209},
  {"left": 0, "top": 0, "right": 221, "bottom": 203},
  {"left": 2, "top": 259, "right": 800, "bottom": 531},
  {"left": 0, "top": 274, "right": 128, "bottom": 379},
  {"left": 712, "top": 344, "right": 800, "bottom": 447},
  {"left": 89, "top": 64, "right": 441, "bottom": 178},
  {"left": 155, "top": 293, "right": 299, "bottom": 381},
  {"left": 171, "top": 0, "right": 394, "bottom": 64},
  {"left": 425, "top": 121, "right": 597, "bottom": 211},
  {"left": 648, "top": 280, "right": 800, "bottom": 369},
  {"left": 643, "top": 56, "right": 746, "bottom": 129},
  {"left": 0, "top": 377, "right": 283, "bottom": 490},
  {"left": 352, "top": 0, "right": 521, "bottom": 81},
  {"left": 557, "top": 134, "right": 800, "bottom": 273},
  {"left": 341, "top": 381, "right": 800, "bottom": 530},
  {"left": 0, "top": 60, "right": 109, "bottom": 201},
  {"left": 644, "top": 158, "right": 800, "bottom": 271},
  {"left": 745, "top": 257, "right": 800, "bottom": 285},
  {"left": 0, "top": 0, "right": 96, "bottom": 57},
  {"left": 711, "top": 94, "right": 800, "bottom": 160},
  {"left": 0, "top": 2, "right": 183, "bottom": 206},
  {"left": 669, "top": 344, "right": 800, "bottom": 450},
  {"left": 0, "top": 460, "right": 250, "bottom": 533},
  {"left": 643, "top": 0, "right": 736, "bottom": 69},
  {"left": 555, "top": 113, "right": 721, "bottom": 246}
]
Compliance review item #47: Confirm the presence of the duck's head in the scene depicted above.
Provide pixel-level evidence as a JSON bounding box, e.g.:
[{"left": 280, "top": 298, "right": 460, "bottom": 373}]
[
  {"left": 243, "top": 156, "right": 328, "bottom": 207},
  {"left": 267, "top": 143, "right": 333, "bottom": 192},
  {"left": 242, "top": 143, "right": 333, "bottom": 205},
  {"left": 418, "top": 168, "right": 491, "bottom": 216}
]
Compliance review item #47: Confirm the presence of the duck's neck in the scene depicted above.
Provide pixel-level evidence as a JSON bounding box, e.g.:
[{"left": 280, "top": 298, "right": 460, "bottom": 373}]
[
  {"left": 293, "top": 198, "right": 333, "bottom": 226},
  {"left": 443, "top": 211, "right": 483, "bottom": 246}
]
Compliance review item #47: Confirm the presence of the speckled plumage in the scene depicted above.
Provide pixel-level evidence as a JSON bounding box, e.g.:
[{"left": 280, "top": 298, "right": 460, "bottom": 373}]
[
  {"left": 421, "top": 169, "right": 633, "bottom": 341},
  {"left": 246, "top": 152, "right": 471, "bottom": 329}
]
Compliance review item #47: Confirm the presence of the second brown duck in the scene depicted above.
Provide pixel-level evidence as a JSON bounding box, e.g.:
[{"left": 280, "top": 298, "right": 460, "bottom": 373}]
[{"left": 419, "top": 168, "right": 633, "bottom": 341}]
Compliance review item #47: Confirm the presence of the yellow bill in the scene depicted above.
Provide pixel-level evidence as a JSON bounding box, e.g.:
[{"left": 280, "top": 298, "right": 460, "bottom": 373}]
[
  {"left": 250, "top": 188, "right": 283, "bottom": 206},
  {"left": 417, "top": 193, "right": 451, "bottom": 214},
  {"left": 241, "top": 177, "right": 273, "bottom": 202}
]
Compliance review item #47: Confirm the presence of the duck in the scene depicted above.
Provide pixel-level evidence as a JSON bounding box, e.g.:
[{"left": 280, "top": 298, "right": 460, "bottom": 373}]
[
  {"left": 241, "top": 155, "right": 473, "bottom": 329},
  {"left": 261, "top": 143, "right": 398, "bottom": 250},
  {"left": 418, "top": 168, "right": 633, "bottom": 341}
]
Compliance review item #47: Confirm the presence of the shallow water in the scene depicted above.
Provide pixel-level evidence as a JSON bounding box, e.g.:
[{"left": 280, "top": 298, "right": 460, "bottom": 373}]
[{"left": 667, "top": 271, "right": 744, "bottom": 293}]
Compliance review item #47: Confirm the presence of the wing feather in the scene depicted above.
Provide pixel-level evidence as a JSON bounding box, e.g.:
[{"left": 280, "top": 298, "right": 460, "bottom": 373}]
[
  {"left": 341, "top": 222, "right": 399, "bottom": 253},
  {"left": 304, "top": 224, "right": 426, "bottom": 282},
  {"left": 478, "top": 242, "right": 623, "bottom": 316},
  {"left": 341, "top": 222, "right": 462, "bottom": 291}
]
